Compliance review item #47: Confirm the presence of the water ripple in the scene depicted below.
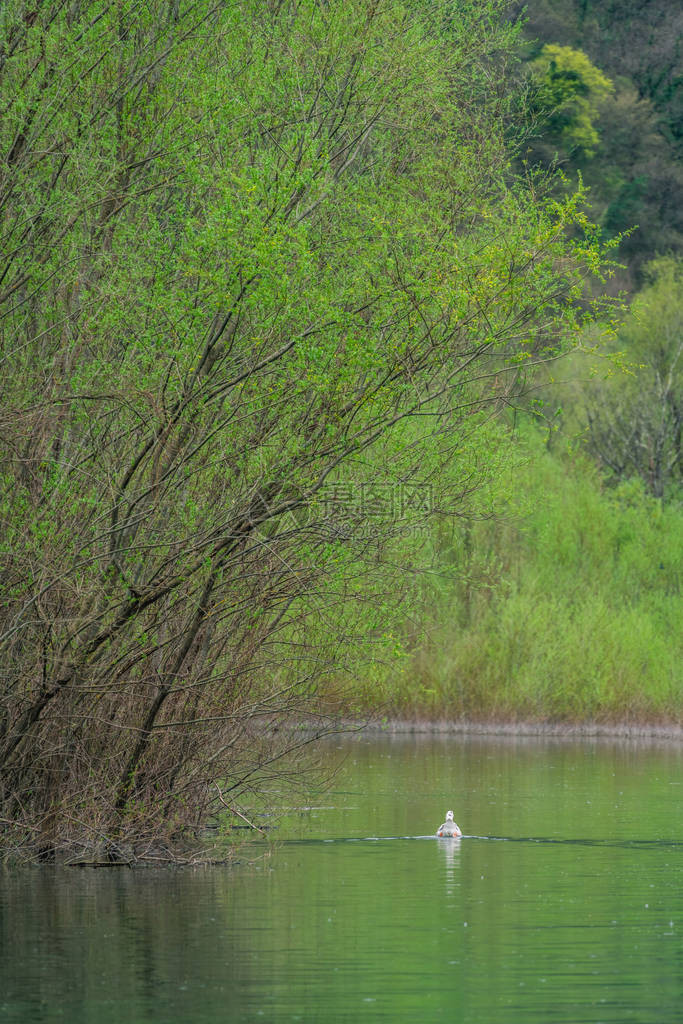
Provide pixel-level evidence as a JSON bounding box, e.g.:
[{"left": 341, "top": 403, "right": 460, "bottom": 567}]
[{"left": 276, "top": 835, "right": 682, "bottom": 849}]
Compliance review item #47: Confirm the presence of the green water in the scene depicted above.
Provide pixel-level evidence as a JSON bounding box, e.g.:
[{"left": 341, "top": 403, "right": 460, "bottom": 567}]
[{"left": 1, "top": 734, "right": 681, "bottom": 1022}]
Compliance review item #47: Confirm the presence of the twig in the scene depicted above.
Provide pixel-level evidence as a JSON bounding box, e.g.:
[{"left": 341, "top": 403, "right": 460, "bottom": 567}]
[{"left": 214, "top": 784, "right": 267, "bottom": 835}]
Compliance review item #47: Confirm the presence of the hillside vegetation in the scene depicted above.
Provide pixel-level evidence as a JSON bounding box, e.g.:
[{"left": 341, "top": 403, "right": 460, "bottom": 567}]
[{"left": 350, "top": 425, "right": 681, "bottom": 722}]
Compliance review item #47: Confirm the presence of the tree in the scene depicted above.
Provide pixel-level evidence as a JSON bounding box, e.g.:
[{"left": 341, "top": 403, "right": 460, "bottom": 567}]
[
  {"left": 510, "top": 0, "right": 683, "bottom": 283},
  {"left": 0, "top": 0, "right": 604, "bottom": 861},
  {"left": 510, "top": 0, "right": 683, "bottom": 150},
  {"left": 581, "top": 258, "right": 682, "bottom": 497},
  {"left": 527, "top": 44, "right": 613, "bottom": 159}
]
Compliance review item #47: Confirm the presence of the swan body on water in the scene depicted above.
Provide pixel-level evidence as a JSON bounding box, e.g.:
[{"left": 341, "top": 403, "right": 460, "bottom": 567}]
[{"left": 436, "top": 810, "right": 462, "bottom": 837}]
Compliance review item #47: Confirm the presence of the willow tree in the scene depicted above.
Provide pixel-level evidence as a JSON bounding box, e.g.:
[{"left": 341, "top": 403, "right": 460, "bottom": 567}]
[{"left": 0, "top": 0, "right": 603, "bottom": 860}]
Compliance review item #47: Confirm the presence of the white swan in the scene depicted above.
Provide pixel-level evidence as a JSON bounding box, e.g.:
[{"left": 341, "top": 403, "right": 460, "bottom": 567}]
[{"left": 436, "top": 810, "right": 462, "bottom": 837}]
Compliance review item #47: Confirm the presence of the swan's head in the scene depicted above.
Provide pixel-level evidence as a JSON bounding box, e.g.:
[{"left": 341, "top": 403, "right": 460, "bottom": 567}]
[{"left": 446, "top": 810, "right": 454, "bottom": 821}]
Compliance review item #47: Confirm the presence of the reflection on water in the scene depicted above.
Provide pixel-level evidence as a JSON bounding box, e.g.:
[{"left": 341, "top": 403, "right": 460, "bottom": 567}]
[
  {"left": 437, "top": 836, "right": 461, "bottom": 900},
  {"left": 1, "top": 733, "right": 681, "bottom": 1023}
]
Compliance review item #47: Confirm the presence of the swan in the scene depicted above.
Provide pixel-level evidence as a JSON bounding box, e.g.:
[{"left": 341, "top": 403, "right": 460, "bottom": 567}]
[{"left": 436, "top": 810, "right": 462, "bottom": 837}]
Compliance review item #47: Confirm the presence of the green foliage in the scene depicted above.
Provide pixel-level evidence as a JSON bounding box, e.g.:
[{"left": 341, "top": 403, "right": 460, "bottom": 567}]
[
  {"left": 0, "top": 0, "right": 610, "bottom": 855},
  {"left": 514, "top": 0, "right": 683, "bottom": 283},
  {"left": 624, "top": 257, "right": 683, "bottom": 374},
  {"left": 354, "top": 423, "right": 682, "bottom": 720},
  {"left": 529, "top": 44, "right": 613, "bottom": 158},
  {"left": 577, "top": 257, "right": 682, "bottom": 497},
  {"left": 514, "top": 0, "right": 682, "bottom": 150}
]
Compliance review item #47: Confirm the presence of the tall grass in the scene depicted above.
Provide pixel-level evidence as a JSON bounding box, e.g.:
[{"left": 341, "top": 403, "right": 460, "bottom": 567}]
[{"left": 350, "top": 425, "right": 682, "bottom": 721}]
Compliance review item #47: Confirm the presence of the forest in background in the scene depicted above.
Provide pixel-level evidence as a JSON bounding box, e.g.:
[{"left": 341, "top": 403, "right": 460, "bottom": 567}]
[
  {"left": 510, "top": 0, "right": 683, "bottom": 289},
  {"left": 0, "top": 0, "right": 679, "bottom": 861}
]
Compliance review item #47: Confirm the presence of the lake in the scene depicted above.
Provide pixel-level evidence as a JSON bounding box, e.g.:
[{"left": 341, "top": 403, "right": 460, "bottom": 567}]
[{"left": 1, "top": 732, "right": 681, "bottom": 1022}]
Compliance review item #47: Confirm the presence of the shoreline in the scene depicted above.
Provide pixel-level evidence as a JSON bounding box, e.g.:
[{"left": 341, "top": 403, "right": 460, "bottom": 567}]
[{"left": 341, "top": 717, "right": 683, "bottom": 741}]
